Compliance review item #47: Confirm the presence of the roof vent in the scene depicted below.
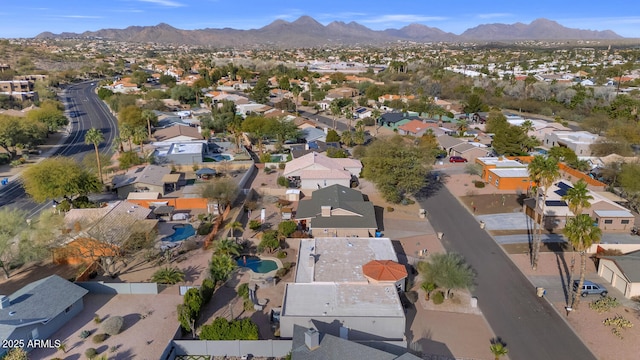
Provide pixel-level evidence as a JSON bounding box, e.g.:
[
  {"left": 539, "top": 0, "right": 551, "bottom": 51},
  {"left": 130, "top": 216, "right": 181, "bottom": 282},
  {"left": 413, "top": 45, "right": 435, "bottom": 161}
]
[{"left": 0, "top": 296, "right": 10, "bottom": 309}]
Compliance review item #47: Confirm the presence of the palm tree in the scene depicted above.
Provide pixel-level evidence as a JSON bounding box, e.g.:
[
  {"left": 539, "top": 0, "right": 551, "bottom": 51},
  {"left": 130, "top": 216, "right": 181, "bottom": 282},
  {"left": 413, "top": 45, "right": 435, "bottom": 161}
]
[
  {"left": 111, "top": 136, "right": 124, "bottom": 153},
  {"left": 141, "top": 109, "right": 157, "bottom": 139},
  {"left": 119, "top": 123, "right": 135, "bottom": 152},
  {"left": 562, "top": 179, "right": 593, "bottom": 216},
  {"left": 133, "top": 126, "right": 147, "bottom": 154},
  {"left": 456, "top": 120, "right": 468, "bottom": 137},
  {"left": 564, "top": 214, "right": 602, "bottom": 310},
  {"left": 489, "top": 339, "right": 509, "bottom": 360},
  {"left": 151, "top": 267, "right": 185, "bottom": 284},
  {"left": 209, "top": 254, "right": 237, "bottom": 284},
  {"left": 84, "top": 128, "right": 105, "bottom": 184},
  {"left": 225, "top": 221, "right": 243, "bottom": 239},
  {"left": 527, "top": 155, "right": 560, "bottom": 270},
  {"left": 521, "top": 119, "right": 534, "bottom": 136},
  {"left": 330, "top": 100, "right": 341, "bottom": 130},
  {"left": 215, "top": 238, "right": 242, "bottom": 256}
]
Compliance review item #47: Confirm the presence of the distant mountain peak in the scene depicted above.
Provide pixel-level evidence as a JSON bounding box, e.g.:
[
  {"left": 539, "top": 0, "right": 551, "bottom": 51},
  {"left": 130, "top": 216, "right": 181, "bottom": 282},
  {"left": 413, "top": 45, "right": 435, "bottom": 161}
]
[{"left": 34, "top": 15, "right": 624, "bottom": 47}]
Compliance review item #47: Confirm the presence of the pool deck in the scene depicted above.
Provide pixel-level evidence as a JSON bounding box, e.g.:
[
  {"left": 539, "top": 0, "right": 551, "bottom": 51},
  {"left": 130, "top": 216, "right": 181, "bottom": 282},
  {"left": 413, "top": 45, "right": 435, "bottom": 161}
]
[{"left": 241, "top": 256, "right": 283, "bottom": 281}]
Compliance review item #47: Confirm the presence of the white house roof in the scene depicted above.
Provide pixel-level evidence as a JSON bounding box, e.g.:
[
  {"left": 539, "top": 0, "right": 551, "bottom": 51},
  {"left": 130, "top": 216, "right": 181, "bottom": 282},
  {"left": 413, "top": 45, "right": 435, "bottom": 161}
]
[
  {"left": 489, "top": 168, "right": 530, "bottom": 178},
  {"left": 593, "top": 210, "right": 633, "bottom": 218},
  {"left": 283, "top": 152, "right": 361, "bottom": 177}
]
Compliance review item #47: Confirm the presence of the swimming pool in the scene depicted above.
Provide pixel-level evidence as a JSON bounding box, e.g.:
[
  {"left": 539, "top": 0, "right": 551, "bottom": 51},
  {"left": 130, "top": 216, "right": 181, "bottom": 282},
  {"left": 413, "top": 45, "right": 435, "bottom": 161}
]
[
  {"left": 163, "top": 224, "right": 196, "bottom": 242},
  {"left": 236, "top": 255, "right": 279, "bottom": 273}
]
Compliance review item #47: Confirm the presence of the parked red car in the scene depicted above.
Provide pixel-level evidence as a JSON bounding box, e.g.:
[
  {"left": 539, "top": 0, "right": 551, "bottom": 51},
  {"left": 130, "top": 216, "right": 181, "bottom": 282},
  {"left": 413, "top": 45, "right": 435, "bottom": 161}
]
[{"left": 449, "top": 156, "right": 468, "bottom": 163}]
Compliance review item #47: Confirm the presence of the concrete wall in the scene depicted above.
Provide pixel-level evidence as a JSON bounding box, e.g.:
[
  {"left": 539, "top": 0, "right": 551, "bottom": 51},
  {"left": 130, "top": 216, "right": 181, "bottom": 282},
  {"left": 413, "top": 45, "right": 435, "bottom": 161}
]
[
  {"left": 76, "top": 281, "right": 159, "bottom": 294},
  {"left": 309, "top": 227, "right": 374, "bottom": 237},
  {"left": 588, "top": 243, "right": 640, "bottom": 254},
  {"left": 168, "top": 340, "right": 293, "bottom": 358},
  {"left": 280, "top": 315, "right": 405, "bottom": 341}
]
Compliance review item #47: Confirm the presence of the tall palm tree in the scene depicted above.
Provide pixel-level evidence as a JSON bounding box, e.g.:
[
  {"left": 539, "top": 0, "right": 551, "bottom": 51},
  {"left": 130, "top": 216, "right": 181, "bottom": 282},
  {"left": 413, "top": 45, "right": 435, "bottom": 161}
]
[
  {"left": 119, "top": 123, "right": 135, "bottom": 152},
  {"left": 562, "top": 179, "right": 593, "bottom": 217},
  {"left": 330, "top": 100, "right": 341, "bottom": 130},
  {"left": 564, "top": 214, "right": 602, "bottom": 310},
  {"left": 133, "top": 126, "right": 147, "bottom": 154},
  {"left": 84, "top": 128, "right": 105, "bottom": 184},
  {"left": 141, "top": 109, "right": 157, "bottom": 139},
  {"left": 521, "top": 119, "right": 534, "bottom": 136},
  {"left": 225, "top": 221, "right": 244, "bottom": 239},
  {"left": 527, "top": 155, "right": 560, "bottom": 270}
]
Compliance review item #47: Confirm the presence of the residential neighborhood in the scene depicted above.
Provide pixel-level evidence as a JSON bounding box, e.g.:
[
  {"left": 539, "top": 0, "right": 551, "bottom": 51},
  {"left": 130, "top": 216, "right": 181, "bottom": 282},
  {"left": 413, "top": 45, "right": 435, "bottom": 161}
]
[{"left": 2, "top": 9, "right": 640, "bottom": 360}]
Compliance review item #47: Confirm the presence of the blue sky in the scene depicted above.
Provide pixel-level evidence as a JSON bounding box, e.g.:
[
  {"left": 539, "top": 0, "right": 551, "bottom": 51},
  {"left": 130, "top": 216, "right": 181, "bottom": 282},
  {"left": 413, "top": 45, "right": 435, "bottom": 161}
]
[{"left": 2, "top": 0, "right": 640, "bottom": 38}]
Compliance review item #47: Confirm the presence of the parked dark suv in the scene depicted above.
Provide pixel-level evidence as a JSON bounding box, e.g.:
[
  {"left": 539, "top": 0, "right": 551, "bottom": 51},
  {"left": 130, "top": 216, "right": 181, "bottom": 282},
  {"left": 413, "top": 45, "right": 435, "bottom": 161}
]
[{"left": 573, "top": 280, "right": 608, "bottom": 297}]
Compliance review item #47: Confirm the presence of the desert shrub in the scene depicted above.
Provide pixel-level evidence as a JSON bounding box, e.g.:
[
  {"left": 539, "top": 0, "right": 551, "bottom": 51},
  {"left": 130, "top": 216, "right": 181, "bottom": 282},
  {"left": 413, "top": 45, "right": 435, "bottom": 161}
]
[
  {"left": 244, "top": 298, "right": 255, "bottom": 311},
  {"left": 85, "top": 348, "right": 98, "bottom": 359},
  {"left": 197, "top": 222, "right": 214, "bottom": 235},
  {"left": 589, "top": 296, "right": 620, "bottom": 313},
  {"left": 199, "top": 317, "right": 259, "bottom": 340},
  {"left": 0, "top": 153, "right": 10, "bottom": 165},
  {"left": 93, "top": 315, "right": 102, "bottom": 324},
  {"left": 101, "top": 315, "right": 124, "bottom": 336},
  {"left": 603, "top": 315, "right": 633, "bottom": 338},
  {"left": 200, "top": 278, "right": 215, "bottom": 304},
  {"left": 92, "top": 333, "right": 108, "bottom": 344},
  {"left": 151, "top": 267, "right": 185, "bottom": 284},
  {"left": 79, "top": 330, "right": 91, "bottom": 339},
  {"left": 276, "top": 250, "right": 287, "bottom": 259},
  {"left": 118, "top": 151, "right": 143, "bottom": 170},
  {"left": 259, "top": 152, "right": 272, "bottom": 163},
  {"left": 278, "top": 163, "right": 286, "bottom": 169},
  {"left": 277, "top": 176, "right": 288, "bottom": 187},
  {"left": 474, "top": 181, "right": 485, "bottom": 188},
  {"left": 249, "top": 220, "right": 262, "bottom": 231},
  {"left": 432, "top": 291, "right": 445, "bottom": 305},
  {"left": 386, "top": 206, "right": 395, "bottom": 212},
  {"left": 237, "top": 283, "right": 250, "bottom": 300}
]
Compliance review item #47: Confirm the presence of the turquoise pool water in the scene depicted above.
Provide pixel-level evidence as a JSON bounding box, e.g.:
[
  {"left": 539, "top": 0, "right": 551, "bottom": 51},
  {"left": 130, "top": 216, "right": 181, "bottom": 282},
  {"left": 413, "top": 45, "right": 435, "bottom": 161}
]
[
  {"left": 236, "top": 256, "right": 278, "bottom": 273},
  {"left": 163, "top": 224, "right": 195, "bottom": 242}
]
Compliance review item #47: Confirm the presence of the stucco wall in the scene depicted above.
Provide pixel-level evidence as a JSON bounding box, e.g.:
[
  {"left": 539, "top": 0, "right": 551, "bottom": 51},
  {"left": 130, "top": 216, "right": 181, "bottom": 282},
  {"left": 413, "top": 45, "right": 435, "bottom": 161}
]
[{"left": 280, "top": 315, "right": 405, "bottom": 341}]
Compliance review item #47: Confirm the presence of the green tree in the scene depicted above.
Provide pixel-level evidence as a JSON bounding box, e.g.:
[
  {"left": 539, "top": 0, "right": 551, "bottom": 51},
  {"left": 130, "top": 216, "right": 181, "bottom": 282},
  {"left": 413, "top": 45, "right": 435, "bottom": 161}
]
[
  {"left": 0, "top": 208, "right": 28, "bottom": 279},
  {"left": 564, "top": 214, "right": 602, "bottom": 310},
  {"left": 22, "top": 157, "right": 101, "bottom": 203},
  {"left": 330, "top": 99, "right": 342, "bottom": 129},
  {"left": 278, "top": 220, "right": 297, "bottom": 238},
  {"left": 209, "top": 254, "right": 237, "bottom": 284},
  {"left": 326, "top": 147, "right": 348, "bottom": 158},
  {"left": 118, "top": 105, "right": 144, "bottom": 128},
  {"left": 417, "top": 252, "right": 475, "bottom": 299},
  {"left": 242, "top": 115, "right": 271, "bottom": 153},
  {"left": 26, "top": 100, "right": 68, "bottom": 132},
  {"left": 178, "top": 288, "right": 203, "bottom": 337},
  {"left": 361, "top": 136, "right": 431, "bottom": 203},
  {"left": 0, "top": 115, "right": 47, "bottom": 159},
  {"left": 225, "top": 221, "right": 244, "bottom": 239},
  {"left": 171, "top": 84, "right": 196, "bottom": 104},
  {"left": 463, "top": 93, "right": 484, "bottom": 114},
  {"left": 200, "top": 178, "right": 239, "bottom": 216},
  {"left": 84, "top": 128, "right": 105, "bottom": 184},
  {"left": 159, "top": 74, "right": 177, "bottom": 87},
  {"left": 492, "top": 124, "right": 528, "bottom": 156},
  {"left": 251, "top": 77, "right": 270, "bottom": 104},
  {"left": 527, "top": 155, "right": 560, "bottom": 270},
  {"left": 118, "top": 151, "right": 143, "bottom": 170},
  {"left": 3, "top": 348, "right": 28, "bottom": 360},
  {"left": 152, "top": 267, "right": 185, "bottom": 284},
  {"left": 562, "top": 179, "right": 593, "bottom": 216},
  {"left": 325, "top": 129, "right": 340, "bottom": 143}
]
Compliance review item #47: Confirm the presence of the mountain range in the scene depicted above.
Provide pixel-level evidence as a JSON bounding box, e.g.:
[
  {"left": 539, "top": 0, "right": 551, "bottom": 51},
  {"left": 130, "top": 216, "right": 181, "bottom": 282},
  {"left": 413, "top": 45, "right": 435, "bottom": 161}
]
[{"left": 35, "top": 16, "right": 623, "bottom": 47}]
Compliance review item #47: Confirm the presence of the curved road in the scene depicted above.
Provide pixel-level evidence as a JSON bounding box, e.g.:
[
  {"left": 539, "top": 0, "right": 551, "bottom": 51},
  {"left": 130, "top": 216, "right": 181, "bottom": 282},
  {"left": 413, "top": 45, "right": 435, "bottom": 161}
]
[
  {"left": 0, "top": 81, "right": 118, "bottom": 217},
  {"left": 419, "top": 186, "right": 597, "bottom": 360}
]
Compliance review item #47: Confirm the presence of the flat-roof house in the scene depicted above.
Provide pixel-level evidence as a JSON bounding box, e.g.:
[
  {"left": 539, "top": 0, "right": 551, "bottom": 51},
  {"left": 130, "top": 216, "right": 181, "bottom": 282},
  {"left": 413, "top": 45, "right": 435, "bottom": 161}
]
[
  {"left": 295, "top": 184, "right": 378, "bottom": 237},
  {"left": 543, "top": 131, "right": 599, "bottom": 156},
  {"left": 598, "top": 250, "right": 640, "bottom": 299},
  {"left": 476, "top": 157, "right": 530, "bottom": 189},
  {"left": 280, "top": 237, "right": 407, "bottom": 340},
  {"left": 111, "top": 165, "right": 172, "bottom": 199},
  {"left": 0, "top": 275, "right": 88, "bottom": 356},
  {"left": 283, "top": 152, "right": 362, "bottom": 190}
]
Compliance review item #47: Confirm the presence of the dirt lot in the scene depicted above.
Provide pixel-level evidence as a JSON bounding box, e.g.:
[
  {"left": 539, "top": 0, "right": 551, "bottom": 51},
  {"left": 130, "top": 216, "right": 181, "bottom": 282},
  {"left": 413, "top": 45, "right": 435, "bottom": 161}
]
[{"left": 460, "top": 193, "right": 526, "bottom": 215}]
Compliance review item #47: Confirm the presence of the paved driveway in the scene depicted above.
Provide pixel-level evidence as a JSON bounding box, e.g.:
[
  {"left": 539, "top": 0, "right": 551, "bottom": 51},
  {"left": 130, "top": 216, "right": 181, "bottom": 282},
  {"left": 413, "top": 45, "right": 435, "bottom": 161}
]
[
  {"left": 476, "top": 213, "right": 533, "bottom": 231},
  {"left": 418, "top": 187, "right": 597, "bottom": 360}
]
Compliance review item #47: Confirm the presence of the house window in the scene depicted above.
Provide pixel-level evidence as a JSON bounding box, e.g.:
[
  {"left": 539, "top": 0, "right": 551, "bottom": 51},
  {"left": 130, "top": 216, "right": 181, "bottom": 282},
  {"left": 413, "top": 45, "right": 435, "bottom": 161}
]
[
  {"left": 495, "top": 179, "right": 499, "bottom": 186},
  {"left": 488, "top": 175, "right": 492, "bottom": 182},
  {"left": 604, "top": 219, "right": 613, "bottom": 224},
  {"left": 621, "top": 219, "right": 630, "bottom": 224}
]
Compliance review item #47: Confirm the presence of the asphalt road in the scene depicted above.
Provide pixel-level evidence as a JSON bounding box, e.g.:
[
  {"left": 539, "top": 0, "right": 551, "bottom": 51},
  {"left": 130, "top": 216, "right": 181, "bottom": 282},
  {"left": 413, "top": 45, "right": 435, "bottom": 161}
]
[
  {"left": 0, "top": 81, "right": 118, "bottom": 217},
  {"left": 418, "top": 186, "right": 597, "bottom": 360}
]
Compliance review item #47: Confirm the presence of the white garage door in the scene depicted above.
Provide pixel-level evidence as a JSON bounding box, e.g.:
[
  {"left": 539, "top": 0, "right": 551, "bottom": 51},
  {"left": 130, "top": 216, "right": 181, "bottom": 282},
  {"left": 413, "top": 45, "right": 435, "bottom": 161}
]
[
  {"left": 614, "top": 275, "right": 627, "bottom": 295},
  {"left": 601, "top": 266, "right": 614, "bottom": 283}
]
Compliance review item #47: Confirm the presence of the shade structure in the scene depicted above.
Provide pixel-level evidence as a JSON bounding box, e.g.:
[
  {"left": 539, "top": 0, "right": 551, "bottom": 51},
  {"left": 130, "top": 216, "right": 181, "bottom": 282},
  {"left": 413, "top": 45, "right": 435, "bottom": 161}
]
[
  {"left": 362, "top": 260, "right": 408, "bottom": 282},
  {"left": 196, "top": 167, "right": 217, "bottom": 176}
]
